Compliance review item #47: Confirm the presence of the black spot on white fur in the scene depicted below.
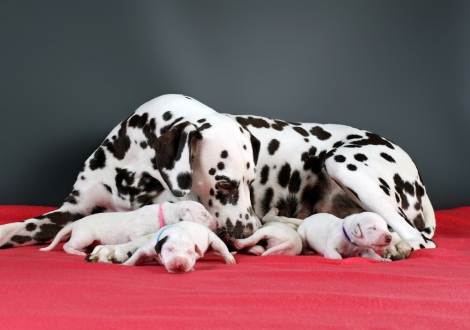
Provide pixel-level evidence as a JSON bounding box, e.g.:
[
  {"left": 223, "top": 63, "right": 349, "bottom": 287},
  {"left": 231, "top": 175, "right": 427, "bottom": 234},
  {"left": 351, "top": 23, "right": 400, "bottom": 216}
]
[
  {"left": 89, "top": 147, "right": 106, "bottom": 170},
  {"left": 162, "top": 111, "right": 172, "bottom": 121},
  {"left": 260, "top": 165, "right": 270, "bottom": 185},
  {"left": 310, "top": 126, "right": 332, "bottom": 140},
  {"left": 267, "top": 139, "right": 280, "bottom": 155},
  {"left": 277, "top": 163, "right": 291, "bottom": 188},
  {"left": 354, "top": 153, "right": 368, "bottom": 162},
  {"left": 177, "top": 172, "right": 192, "bottom": 190},
  {"left": 380, "top": 152, "right": 396, "bottom": 163}
]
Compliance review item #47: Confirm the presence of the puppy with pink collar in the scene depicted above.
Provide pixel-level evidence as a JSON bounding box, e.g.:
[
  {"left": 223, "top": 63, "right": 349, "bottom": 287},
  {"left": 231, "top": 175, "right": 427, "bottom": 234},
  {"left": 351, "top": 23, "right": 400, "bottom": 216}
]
[{"left": 40, "top": 201, "right": 217, "bottom": 256}]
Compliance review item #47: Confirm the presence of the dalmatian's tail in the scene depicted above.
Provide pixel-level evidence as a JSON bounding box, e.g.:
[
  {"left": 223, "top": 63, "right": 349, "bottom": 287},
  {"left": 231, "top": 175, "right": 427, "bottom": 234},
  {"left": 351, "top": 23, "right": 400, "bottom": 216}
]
[{"left": 0, "top": 204, "right": 85, "bottom": 249}]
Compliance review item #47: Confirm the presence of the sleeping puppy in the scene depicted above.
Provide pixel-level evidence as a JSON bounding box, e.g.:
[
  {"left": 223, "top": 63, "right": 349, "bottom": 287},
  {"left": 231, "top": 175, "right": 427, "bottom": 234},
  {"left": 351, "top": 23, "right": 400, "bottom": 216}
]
[
  {"left": 233, "top": 208, "right": 302, "bottom": 256},
  {"left": 40, "top": 201, "right": 217, "bottom": 256},
  {"left": 297, "top": 212, "right": 393, "bottom": 261},
  {"left": 123, "top": 221, "right": 236, "bottom": 273}
]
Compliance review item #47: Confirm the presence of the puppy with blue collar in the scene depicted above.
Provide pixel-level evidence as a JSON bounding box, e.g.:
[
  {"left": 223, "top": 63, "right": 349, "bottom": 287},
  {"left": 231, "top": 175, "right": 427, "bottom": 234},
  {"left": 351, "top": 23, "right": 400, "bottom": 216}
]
[
  {"left": 123, "top": 221, "right": 236, "bottom": 273},
  {"left": 297, "top": 212, "right": 393, "bottom": 261}
]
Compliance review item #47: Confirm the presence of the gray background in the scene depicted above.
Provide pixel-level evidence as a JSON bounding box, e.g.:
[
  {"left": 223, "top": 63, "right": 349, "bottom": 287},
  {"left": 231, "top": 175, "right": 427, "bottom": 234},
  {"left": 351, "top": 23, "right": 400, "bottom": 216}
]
[{"left": 1, "top": 0, "right": 469, "bottom": 210}]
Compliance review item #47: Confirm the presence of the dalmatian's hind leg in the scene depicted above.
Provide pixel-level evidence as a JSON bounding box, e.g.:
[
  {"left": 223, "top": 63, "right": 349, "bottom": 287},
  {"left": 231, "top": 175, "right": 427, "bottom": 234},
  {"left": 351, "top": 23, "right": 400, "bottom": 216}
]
[{"left": 324, "top": 146, "right": 436, "bottom": 260}]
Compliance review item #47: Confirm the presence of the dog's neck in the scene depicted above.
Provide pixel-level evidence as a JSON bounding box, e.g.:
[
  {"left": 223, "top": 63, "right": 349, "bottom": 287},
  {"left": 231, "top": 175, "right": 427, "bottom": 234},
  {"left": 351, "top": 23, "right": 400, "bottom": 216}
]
[{"left": 342, "top": 221, "right": 358, "bottom": 246}]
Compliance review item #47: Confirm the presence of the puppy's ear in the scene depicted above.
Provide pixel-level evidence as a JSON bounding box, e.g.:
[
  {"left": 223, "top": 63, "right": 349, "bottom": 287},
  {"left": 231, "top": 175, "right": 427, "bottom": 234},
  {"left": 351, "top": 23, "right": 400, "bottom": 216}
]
[
  {"left": 154, "top": 236, "right": 169, "bottom": 254},
  {"left": 178, "top": 207, "right": 194, "bottom": 222},
  {"left": 351, "top": 223, "right": 363, "bottom": 238},
  {"left": 195, "top": 244, "right": 204, "bottom": 258}
]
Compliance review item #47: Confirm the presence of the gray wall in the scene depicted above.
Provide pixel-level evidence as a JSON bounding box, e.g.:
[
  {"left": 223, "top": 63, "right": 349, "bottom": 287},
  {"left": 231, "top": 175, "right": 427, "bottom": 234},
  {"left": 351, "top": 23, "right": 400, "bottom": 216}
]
[{"left": 1, "top": 0, "right": 469, "bottom": 210}]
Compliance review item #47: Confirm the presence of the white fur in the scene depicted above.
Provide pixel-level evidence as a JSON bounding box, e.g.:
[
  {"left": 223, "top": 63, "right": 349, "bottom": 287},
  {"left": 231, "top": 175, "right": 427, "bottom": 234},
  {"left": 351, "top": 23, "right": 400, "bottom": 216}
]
[
  {"left": 40, "top": 201, "right": 217, "bottom": 256},
  {"left": 123, "top": 221, "right": 235, "bottom": 273},
  {"left": 297, "top": 212, "right": 393, "bottom": 261},
  {"left": 233, "top": 208, "right": 302, "bottom": 256}
]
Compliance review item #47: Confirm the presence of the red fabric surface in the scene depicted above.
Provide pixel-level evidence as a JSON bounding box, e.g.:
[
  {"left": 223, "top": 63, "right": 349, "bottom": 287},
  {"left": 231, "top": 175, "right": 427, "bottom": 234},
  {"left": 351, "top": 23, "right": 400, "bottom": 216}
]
[{"left": 1, "top": 205, "right": 470, "bottom": 329}]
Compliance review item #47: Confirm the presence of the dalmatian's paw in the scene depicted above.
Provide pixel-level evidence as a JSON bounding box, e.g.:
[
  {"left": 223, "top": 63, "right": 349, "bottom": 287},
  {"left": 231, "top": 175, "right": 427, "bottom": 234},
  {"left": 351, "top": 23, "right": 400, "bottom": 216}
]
[
  {"left": 85, "top": 245, "right": 131, "bottom": 264},
  {"left": 382, "top": 241, "right": 412, "bottom": 261}
]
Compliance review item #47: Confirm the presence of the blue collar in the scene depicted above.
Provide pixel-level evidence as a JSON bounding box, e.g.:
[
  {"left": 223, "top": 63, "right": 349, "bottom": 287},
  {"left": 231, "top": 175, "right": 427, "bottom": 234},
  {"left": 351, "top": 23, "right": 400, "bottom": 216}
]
[
  {"left": 156, "top": 226, "right": 172, "bottom": 243},
  {"left": 342, "top": 222, "right": 358, "bottom": 246}
]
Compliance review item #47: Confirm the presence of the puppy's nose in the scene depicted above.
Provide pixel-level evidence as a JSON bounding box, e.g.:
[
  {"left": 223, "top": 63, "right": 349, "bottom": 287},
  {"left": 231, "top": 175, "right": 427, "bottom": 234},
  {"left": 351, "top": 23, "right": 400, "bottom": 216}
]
[
  {"left": 385, "top": 235, "right": 392, "bottom": 244},
  {"left": 175, "top": 256, "right": 186, "bottom": 270}
]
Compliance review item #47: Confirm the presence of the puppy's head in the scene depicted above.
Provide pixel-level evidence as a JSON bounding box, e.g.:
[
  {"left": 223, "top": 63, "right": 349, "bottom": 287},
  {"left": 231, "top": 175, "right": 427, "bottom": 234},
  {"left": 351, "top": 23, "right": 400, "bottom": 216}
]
[
  {"left": 177, "top": 201, "right": 218, "bottom": 232},
  {"left": 154, "top": 228, "right": 204, "bottom": 274},
  {"left": 349, "top": 212, "right": 392, "bottom": 250}
]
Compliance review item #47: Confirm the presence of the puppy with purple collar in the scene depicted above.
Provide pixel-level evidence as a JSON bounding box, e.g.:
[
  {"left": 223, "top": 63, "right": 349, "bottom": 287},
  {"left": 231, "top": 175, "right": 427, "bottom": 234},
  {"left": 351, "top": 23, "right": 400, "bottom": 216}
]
[
  {"left": 297, "top": 212, "right": 393, "bottom": 261},
  {"left": 40, "top": 201, "right": 217, "bottom": 256},
  {"left": 123, "top": 221, "right": 235, "bottom": 273}
]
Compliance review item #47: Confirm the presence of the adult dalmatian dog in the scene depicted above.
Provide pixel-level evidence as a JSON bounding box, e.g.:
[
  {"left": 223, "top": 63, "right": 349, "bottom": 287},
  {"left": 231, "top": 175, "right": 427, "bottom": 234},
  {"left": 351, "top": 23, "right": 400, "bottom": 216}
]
[{"left": 0, "top": 94, "right": 435, "bottom": 261}]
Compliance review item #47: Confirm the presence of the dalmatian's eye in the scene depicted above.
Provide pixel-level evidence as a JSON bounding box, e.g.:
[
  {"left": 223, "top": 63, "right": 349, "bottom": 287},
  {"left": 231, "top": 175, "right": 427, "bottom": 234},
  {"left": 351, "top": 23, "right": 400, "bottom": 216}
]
[{"left": 216, "top": 181, "right": 233, "bottom": 190}]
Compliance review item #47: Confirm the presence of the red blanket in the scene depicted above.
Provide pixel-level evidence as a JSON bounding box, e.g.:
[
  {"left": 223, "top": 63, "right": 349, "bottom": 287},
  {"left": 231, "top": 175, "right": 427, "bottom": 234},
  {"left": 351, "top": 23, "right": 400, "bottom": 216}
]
[{"left": 1, "top": 205, "right": 469, "bottom": 329}]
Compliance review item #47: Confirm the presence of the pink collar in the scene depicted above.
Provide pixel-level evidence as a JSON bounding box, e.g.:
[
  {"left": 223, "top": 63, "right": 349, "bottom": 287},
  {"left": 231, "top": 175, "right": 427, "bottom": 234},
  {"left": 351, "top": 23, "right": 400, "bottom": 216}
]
[{"left": 159, "top": 204, "right": 165, "bottom": 228}]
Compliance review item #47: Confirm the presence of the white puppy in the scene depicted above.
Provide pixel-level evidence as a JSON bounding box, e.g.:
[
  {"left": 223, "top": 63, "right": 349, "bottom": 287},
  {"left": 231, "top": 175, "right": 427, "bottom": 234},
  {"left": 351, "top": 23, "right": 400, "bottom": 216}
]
[
  {"left": 40, "top": 201, "right": 217, "bottom": 256},
  {"left": 297, "top": 212, "right": 393, "bottom": 261},
  {"left": 233, "top": 208, "right": 302, "bottom": 256},
  {"left": 123, "top": 221, "right": 235, "bottom": 273}
]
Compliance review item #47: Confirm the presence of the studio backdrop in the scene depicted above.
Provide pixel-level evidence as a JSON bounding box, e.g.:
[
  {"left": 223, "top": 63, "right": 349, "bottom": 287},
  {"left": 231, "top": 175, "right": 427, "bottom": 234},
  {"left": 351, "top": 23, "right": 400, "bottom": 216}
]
[{"left": 1, "top": 0, "right": 469, "bottom": 210}]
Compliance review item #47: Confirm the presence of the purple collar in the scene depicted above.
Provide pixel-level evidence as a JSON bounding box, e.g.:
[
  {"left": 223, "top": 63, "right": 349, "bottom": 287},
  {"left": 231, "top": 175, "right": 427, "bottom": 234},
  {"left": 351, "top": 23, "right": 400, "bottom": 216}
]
[{"left": 342, "top": 222, "right": 358, "bottom": 246}]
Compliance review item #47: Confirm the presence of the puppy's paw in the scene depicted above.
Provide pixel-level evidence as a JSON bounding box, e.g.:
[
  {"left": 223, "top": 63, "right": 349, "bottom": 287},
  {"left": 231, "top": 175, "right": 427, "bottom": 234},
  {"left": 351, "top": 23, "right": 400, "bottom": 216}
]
[
  {"left": 85, "top": 245, "right": 131, "bottom": 264},
  {"left": 246, "top": 245, "right": 265, "bottom": 256},
  {"left": 233, "top": 239, "right": 244, "bottom": 250},
  {"left": 269, "top": 207, "right": 279, "bottom": 216},
  {"left": 225, "top": 257, "right": 236, "bottom": 265}
]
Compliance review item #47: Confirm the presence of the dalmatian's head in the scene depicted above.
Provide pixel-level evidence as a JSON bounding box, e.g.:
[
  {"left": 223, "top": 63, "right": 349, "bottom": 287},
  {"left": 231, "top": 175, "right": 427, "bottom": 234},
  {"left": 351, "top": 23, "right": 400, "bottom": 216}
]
[{"left": 155, "top": 115, "right": 261, "bottom": 241}]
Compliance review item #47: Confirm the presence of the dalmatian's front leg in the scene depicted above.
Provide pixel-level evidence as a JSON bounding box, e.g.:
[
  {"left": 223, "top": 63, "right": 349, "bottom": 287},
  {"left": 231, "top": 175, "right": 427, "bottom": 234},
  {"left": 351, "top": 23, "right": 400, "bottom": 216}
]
[
  {"left": 85, "top": 234, "right": 152, "bottom": 264},
  {"left": 381, "top": 232, "right": 412, "bottom": 260}
]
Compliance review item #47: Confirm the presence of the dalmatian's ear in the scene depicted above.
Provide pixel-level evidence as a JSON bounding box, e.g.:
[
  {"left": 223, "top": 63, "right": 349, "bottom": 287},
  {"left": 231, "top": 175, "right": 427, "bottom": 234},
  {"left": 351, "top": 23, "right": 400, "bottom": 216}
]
[
  {"left": 155, "top": 121, "right": 202, "bottom": 197},
  {"left": 351, "top": 222, "right": 364, "bottom": 238},
  {"left": 154, "top": 236, "right": 169, "bottom": 254},
  {"left": 245, "top": 128, "right": 261, "bottom": 166}
]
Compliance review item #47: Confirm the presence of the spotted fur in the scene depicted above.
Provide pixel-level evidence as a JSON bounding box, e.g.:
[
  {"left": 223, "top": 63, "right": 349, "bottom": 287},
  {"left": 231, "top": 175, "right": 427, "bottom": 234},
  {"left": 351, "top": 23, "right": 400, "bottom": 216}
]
[{"left": 0, "top": 94, "right": 435, "bottom": 260}]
